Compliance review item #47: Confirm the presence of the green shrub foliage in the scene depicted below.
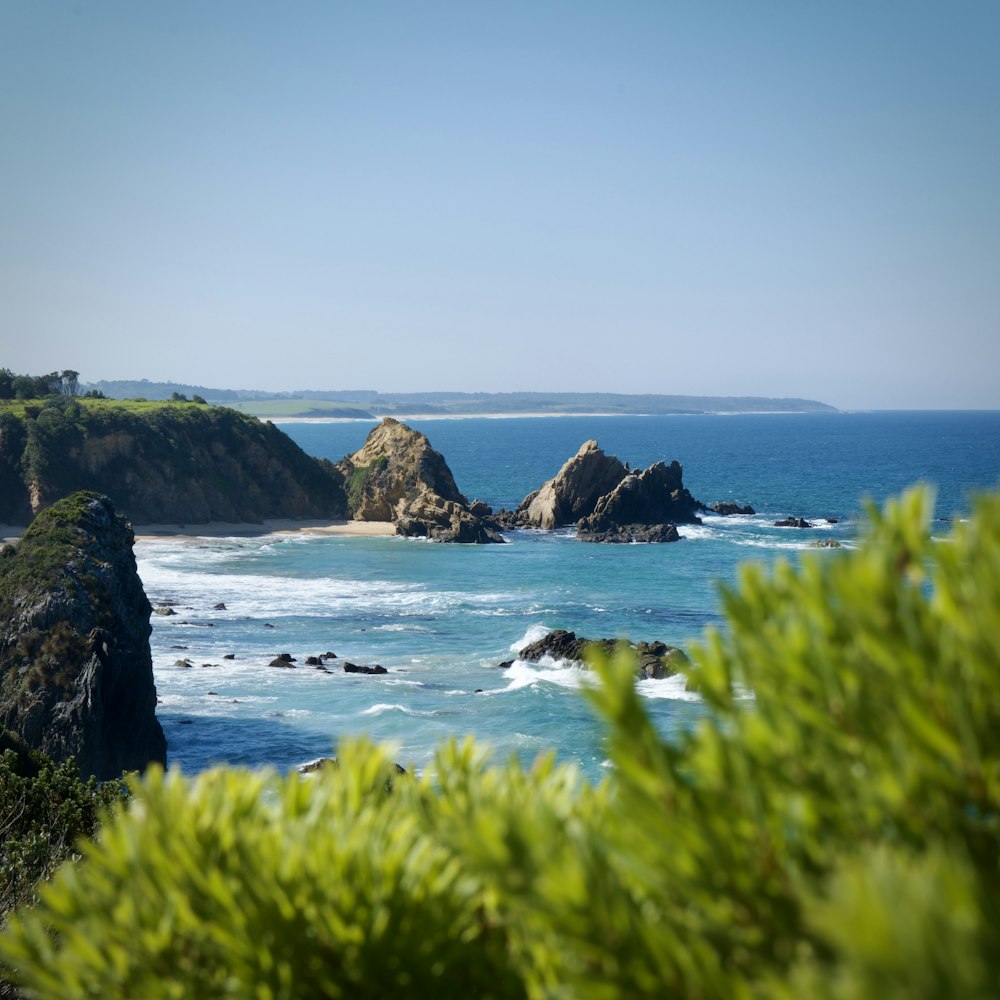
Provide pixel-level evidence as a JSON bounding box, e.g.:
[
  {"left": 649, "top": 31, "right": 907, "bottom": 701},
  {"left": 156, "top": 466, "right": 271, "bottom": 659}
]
[{"left": 1, "top": 486, "right": 998, "bottom": 997}]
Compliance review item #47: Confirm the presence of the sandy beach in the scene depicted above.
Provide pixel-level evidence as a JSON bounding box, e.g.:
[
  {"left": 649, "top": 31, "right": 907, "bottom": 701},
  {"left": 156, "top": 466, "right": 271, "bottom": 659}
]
[{"left": 1, "top": 519, "right": 396, "bottom": 545}]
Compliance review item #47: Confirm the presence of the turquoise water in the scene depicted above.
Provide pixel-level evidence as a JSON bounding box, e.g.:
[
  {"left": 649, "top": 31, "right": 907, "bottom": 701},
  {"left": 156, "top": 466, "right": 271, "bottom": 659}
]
[{"left": 136, "top": 411, "right": 1000, "bottom": 779}]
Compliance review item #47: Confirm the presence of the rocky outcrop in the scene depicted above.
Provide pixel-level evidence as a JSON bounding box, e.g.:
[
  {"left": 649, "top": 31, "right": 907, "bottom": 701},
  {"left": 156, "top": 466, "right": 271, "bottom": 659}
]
[
  {"left": 396, "top": 491, "right": 504, "bottom": 544},
  {"left": 0, "top": 492, "right": 166, "bottom": 779},
  {"left": 577, "top": 523, "right": 681, "bottom": 544},
  {"left": 517, "top": 440, "right": 628, "bottom": 529},
  {"left": 498, "top": 440, "right": 705, "bottom": 543},
  {"left": 774, "top": 517, "right": 813, "bottom": 528},
  {"left": 576, "top": 461, "right": 701, "bottom": 543},
  {"left": 0, "top": 399, "right": 347, "bottom": 526},
  {"left": 710, "top": 501, "right": 756, "bottom": 516},
  {"left": 511, "top": 628, "right": 689, "bottom": 681},
  {"left": 337, "top": 419, "right": 503, "bottom": 543}
]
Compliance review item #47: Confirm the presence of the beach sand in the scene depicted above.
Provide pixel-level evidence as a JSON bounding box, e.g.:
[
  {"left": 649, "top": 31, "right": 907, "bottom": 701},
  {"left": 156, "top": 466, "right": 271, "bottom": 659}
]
[{"left": 0, "top": 519, "right": 396, "bottom": 545}]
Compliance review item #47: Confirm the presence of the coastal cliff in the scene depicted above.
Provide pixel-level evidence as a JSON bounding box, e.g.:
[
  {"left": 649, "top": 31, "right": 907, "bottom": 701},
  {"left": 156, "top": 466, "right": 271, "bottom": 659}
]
[
  {"left": 0, "top": 398, "right": 347, "bottom": 525},
  {"left": 337, "top": 418, "right": 503, "bottom": 543},
  {"left": 0, "top": 492, "right": 166, "bottom": 779}
]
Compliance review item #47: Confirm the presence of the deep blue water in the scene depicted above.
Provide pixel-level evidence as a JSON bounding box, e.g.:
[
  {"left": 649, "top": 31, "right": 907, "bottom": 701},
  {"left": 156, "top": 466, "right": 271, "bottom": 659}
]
[{"left": 136, "top": 411, "right": 1000, "bottom": 779}]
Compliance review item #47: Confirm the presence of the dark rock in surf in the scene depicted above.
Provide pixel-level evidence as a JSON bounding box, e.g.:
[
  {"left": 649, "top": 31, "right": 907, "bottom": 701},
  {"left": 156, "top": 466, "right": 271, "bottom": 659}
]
[
  {"left": 710, "top": 501, "right": 756, "bottom": 516},
  {"left": 774, "top": 517, "right": 813, "bottom": 528},
  {"left": 513, "top": 628, "right": 689, "bottom": 681},
  {"left": 343, "top": 662, "right": 388, "bottom": 675}
]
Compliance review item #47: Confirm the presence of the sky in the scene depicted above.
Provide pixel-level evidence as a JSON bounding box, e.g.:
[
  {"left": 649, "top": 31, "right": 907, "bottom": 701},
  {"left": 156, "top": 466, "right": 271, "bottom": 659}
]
[{"left": 1, "top": 2, "right": 998, "bottom": 410}]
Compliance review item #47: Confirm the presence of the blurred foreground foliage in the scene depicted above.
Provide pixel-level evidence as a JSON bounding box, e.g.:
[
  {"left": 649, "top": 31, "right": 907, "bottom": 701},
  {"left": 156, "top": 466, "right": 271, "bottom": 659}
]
[{"left": 1, "top": 486, "right": 998, "bottom": 998}]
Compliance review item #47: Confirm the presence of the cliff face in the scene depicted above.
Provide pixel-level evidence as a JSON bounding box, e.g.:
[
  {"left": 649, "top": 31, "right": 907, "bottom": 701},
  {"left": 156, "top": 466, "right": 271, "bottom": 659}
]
[
  {"left": 0, "top": 492, "right": 166, "bottom": 779},
  {"left": 337, "top": 419, "right": 503, "bottom": 543},
  {"left": 0, "top": 400, "right": 347, "bottom": 526}
]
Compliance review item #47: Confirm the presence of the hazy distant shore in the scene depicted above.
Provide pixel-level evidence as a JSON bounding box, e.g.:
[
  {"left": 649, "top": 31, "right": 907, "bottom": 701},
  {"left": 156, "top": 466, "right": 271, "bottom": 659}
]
[{"left": 266, "top": 410, "right": 820, "bottom": 424}]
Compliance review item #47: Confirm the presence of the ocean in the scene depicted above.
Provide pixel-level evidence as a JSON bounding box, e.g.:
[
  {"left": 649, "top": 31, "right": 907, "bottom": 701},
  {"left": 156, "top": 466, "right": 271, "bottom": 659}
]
[{"left": 136, "top": 411, "right": 1000, "bottom": 781}]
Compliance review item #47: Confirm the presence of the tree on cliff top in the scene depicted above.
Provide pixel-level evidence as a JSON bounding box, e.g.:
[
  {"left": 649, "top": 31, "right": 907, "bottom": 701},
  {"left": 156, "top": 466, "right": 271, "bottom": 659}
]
[{"left": 1, "top": 486, "right": 998, "bottom": 998}]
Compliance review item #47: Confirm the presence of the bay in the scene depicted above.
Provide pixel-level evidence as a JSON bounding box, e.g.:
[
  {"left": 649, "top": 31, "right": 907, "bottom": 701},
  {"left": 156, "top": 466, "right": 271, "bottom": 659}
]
[{"left": 136, "top": 411, "right": 1000, "bottom": 780}]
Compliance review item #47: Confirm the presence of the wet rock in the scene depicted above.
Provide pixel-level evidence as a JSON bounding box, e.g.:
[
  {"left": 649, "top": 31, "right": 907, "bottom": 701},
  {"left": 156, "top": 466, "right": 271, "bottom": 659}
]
[
  {"left": 513, "top": 628, "right": 689, "bottom": 681},
  {"left": 774, "top": 517, "right": 813, "bottom": 528},
  {"left": 710, "top": 501, "right": 756, "bottom": 516},
  {"left": 343, "top": 662, "right": 388, "bottom": 675}
]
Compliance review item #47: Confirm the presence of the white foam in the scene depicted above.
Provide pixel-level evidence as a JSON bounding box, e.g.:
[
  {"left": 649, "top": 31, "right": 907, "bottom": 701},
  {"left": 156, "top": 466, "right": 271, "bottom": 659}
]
[
  {"left": 360, "top": 703, "right": 437, "bottom": 718},
  {"left": 510, "top": 624, "right": 551, "bottom": 651},
  {"left": 498, "top": 657, "right": 596, "bottom": 692},
  {"left": 638, "top": 674, "right": 702, "bottom": 702}
]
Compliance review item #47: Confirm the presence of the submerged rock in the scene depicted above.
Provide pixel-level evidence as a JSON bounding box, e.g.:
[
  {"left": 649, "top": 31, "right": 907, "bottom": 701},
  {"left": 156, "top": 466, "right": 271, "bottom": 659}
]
[
  {"left": 513, "top": 628, "right": 689, "bottom": 681},
  {"left": 0, "top": 492, "right": 166, "bottom": 779}
]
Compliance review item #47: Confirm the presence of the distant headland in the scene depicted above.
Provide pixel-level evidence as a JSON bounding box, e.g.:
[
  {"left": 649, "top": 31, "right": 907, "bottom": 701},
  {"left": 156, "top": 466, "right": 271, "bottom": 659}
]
[{"left": 81, "top": 379, "right": 837, "bottom": 419}]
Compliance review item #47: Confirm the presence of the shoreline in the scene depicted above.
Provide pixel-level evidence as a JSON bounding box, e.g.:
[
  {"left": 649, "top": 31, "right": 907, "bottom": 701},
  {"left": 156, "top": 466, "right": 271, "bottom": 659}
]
[
  {"left": 2, "top": 519, "right": 396, "bottom": 545},
  {"left": 265, "top": 410, "right": 828, "bottom": 424}
]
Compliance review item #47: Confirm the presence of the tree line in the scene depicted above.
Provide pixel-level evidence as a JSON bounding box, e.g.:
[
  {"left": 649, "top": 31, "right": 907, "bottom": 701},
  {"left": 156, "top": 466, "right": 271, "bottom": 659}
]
[{"left": 0, "top": 370, "right": 101, "bottom": 400}]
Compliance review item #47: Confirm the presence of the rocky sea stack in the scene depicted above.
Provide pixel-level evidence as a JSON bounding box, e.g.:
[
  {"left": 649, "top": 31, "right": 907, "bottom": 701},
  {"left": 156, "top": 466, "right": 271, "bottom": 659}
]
[
  {"left": 498, "top": 440, "right": 703, "bottom": 542},
  {"left": 337, "top": 418, "right": 503, "bottom": 543},
  {"left": 0, "top": 491, "right": 166, "bottom": 779}
]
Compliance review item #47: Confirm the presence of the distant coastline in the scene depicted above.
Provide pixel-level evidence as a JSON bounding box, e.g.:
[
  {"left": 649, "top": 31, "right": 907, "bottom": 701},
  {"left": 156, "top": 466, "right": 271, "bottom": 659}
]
[
  {"left": 266, "top": 410, "right": 828, "bottom": 424},
  {"left": 80, "top": 380, "right": 838, "bottom": 420}
]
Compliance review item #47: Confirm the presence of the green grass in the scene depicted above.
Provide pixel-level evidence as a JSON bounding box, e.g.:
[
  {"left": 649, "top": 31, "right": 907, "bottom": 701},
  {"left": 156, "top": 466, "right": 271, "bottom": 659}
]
[{"left": 0, "top": 398, "right": 214, "bottom": 419}]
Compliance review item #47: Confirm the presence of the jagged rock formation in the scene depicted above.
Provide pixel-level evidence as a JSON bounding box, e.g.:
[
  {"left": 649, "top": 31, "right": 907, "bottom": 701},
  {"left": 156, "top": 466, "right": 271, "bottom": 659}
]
[
  {"left": 0, "top": 400, "right": 347, "bottom": 526},
  {"left": 498, "top": 440, "right": 703, "bottom": 543},
  {"left": 337, "top": 419, "right": 503, "bottom": 543},
  {"left": 509, "top": 628, "right": 689, "bottom": 681},
  {"left": 577, "top": 461, "right": 701, "bottom": 543},
  {"left": 518, "top": 440, "right": 628, "bottom": 529},
  {"left": 0, "top": 492, "right": 166, "bottom": 779}
]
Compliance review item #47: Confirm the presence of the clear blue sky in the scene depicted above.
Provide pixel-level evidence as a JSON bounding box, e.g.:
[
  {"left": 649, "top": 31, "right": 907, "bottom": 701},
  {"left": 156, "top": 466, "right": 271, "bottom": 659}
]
[{"left": 2, "top": 1, "right": 998, "bottom": 409}]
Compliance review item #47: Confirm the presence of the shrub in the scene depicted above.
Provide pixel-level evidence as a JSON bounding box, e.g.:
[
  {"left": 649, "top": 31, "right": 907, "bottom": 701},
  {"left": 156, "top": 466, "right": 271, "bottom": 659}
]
[{"left": 1, "top": 486, "right": 997, "bottom": 997}]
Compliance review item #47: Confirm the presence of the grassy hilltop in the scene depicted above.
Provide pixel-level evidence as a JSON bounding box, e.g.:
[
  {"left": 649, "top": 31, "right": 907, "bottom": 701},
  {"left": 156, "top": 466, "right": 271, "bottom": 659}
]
[{"left": 0, "top": 395, "right": 347, "bottom": 526}]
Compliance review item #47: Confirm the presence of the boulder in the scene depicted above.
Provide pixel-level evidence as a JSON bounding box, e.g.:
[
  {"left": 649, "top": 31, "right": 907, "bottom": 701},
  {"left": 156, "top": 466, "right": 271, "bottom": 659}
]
[
  {"left": 774, "top": 517, "right": 813, "bottom": 528},
  {"left": 513, "top": 628, "right": 689, "bottom": 681},
  {"left": 517, "top": 440, "right": 628, "bottom": 529},
  {"left": 0, "top": 492, "right": 166, "bottom": 779}
]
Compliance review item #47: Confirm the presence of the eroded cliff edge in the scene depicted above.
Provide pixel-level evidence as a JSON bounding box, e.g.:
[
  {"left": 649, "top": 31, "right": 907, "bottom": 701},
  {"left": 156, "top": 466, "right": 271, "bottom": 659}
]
[{"left": 0, "top": 492, "right": 166, "bottom": 779}]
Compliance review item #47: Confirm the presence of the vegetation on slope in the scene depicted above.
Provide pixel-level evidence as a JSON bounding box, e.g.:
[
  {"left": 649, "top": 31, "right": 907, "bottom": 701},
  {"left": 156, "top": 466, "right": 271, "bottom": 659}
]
[
  {"left": 0, "top": 395, "right": 347, "bottom": 525},
  {"left": 0, "top": 485, "right": 996, "bottom": 997}
]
